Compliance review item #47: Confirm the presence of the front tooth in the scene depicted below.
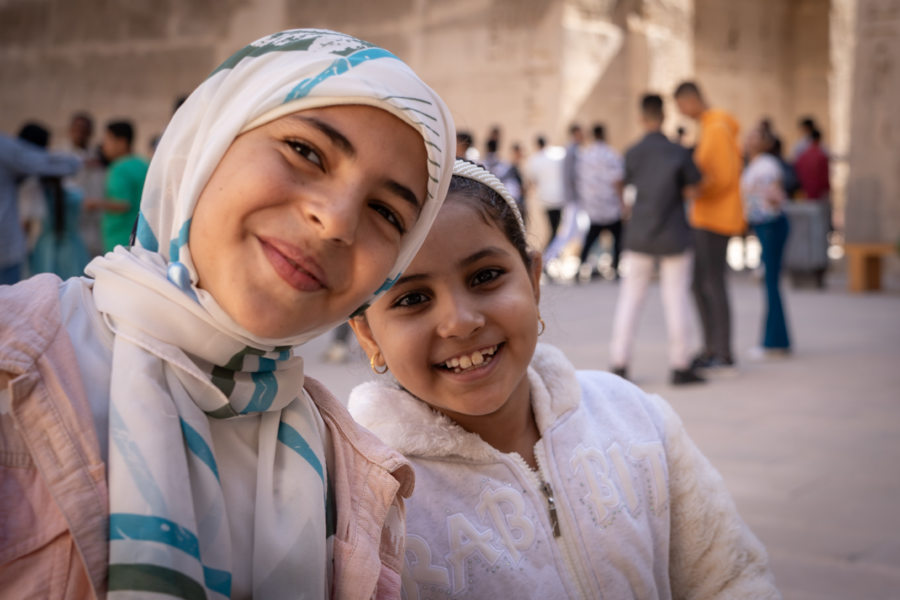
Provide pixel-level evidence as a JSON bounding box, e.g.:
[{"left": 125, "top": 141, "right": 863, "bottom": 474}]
[
  {"left": 449, "top": 357, "right": 460, "bottom": 368},
  {"left": 471, "top": 351, "right": 484, "bottom": 366},
  {"left": 459, "top": 355, "right": 472, "bottom": 369}
]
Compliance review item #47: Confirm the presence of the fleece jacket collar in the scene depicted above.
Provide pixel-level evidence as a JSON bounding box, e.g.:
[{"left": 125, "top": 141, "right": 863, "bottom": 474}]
[{"left": 348, "top": 343, "right": 581, "bottom": 461}]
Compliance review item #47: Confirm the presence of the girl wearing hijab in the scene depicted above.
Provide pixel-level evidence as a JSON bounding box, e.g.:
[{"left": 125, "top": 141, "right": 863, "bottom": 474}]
[{"left": 0, "top": 29, "right": 455, "bottom": 599}]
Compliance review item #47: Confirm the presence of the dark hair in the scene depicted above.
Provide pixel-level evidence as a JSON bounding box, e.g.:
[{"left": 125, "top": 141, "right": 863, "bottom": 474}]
[
  {"left": 486, "top": 138, "right": 499, "bottom": 154},
  {"left": 641, "top": 94, "right": 664, "bottom": 120},
  {"left": 757, "top": 127, "right": 777, "bottom": 154},
  {"left": 71, "top": 111, "right": 94, "bottom": 129},
  {"left": 592, "top": 124, "right": 605, "bottom": 141},
  {"left": 568, "top": 123, "right": 581, "bottom": 135},
  {"left": 447, "top": 168, "right": 531, "bottom": 269},
  {"left": 799, "top": 116, "right": 815, "bottom": 131},
  {"left": 107, "top": 120, "right": 135, "bottom": 148},
  {"left": 456, "top": 131, "right": 473, "bottom": 147},
  {"left": 535, "top": 135, "right": 546, "bottom": 148},
  {"left": 810, "top": 128, "right": 822, "bottom": 143},
  {"left": 173, "top": 94, "right": 188, "bottom": 114},
  {"left": 18, "top": 122, "right": 50, "bottom": 148},
  {"left": 674, "top": 81, "right": 702, "bottom": 98}
]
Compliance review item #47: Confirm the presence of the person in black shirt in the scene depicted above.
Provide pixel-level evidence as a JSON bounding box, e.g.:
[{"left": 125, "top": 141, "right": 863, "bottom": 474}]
[{"left": 608, "top": 94, "right": 705, "bottom": 385}]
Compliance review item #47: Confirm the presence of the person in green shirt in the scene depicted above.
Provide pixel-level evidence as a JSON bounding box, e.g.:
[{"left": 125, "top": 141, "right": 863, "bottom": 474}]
[{"left": 89, "top": 120, "right": 149, "bottom": 252}]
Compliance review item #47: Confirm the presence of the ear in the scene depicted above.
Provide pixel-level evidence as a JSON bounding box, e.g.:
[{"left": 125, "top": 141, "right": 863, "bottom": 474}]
[
  {"left": 349, "top": 316, "right": 384, "bottom": 365},
  {"left": 527, "top": 251, "right": 542, "bottom": 305}
]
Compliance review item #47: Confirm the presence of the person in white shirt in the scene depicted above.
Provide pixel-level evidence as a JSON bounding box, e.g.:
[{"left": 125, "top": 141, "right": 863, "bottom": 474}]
[
  {"left": 577, "top": 123, "right": 625, "bottom": 279},
  {"left": 524, "top": 135, "right": 566, "bottom": 256}
]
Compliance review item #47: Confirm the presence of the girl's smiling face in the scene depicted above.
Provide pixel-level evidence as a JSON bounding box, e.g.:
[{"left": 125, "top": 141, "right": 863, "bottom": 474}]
[
  {"left": 189, "top": 105, "right": 428, "bottom": 338},
  {"left": 352, "top": 196, "right": 542, "bottom": 424}
]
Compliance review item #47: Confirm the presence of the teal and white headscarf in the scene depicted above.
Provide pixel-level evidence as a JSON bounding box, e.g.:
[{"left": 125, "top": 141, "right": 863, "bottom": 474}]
[{"left": 85, "top": 29, "right": 455, "bottom": 599}]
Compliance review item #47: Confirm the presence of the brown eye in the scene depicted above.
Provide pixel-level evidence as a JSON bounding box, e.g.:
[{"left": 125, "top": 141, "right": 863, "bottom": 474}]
[
  {"left": 371, "top": 202, "right": 405, "bottom": 234},
  {"left": 393, "top": 291, "right": 429, "bottom": 308},
  {"left": 287, "top": 140, "right": 323, "bottom": 169},
  {"left": 471, "top": 268, "right": 503, "bottom": 286}
]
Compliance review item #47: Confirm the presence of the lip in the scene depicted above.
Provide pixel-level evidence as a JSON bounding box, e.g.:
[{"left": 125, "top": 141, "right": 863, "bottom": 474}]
[
  {"left": 434, "top": 343, "right": 504, "bottom": 383},
  {"left": 259, "top": 236, "right": 328, "bottom": 292}
]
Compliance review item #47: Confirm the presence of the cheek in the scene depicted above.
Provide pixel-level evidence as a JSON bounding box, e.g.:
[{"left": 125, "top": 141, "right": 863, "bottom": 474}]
[
  {"left": 376, "top": 323, "right": 427, "bottom": 370},
  {"left": 353, "top": 234, "right": 401, "bottom": 289}
]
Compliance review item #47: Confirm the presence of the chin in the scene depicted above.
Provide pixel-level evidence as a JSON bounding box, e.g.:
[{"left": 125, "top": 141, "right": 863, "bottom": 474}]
[{"left": 236, "top": 314, "right": 301, "bottom": 340}]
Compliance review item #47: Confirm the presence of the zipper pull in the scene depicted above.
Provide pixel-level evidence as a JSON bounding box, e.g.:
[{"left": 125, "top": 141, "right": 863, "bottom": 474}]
[{"left": 541, "top": 481, "right": 561, "bottom": 537}]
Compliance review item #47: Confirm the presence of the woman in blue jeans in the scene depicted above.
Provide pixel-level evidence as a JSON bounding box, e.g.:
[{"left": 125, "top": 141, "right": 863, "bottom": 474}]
[{"left": 741, "top": 127, "right": 791, "bottom": 353}]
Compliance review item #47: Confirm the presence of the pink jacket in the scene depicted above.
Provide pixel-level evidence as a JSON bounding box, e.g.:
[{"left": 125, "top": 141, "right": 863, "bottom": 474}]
[{"left": 0, "top": 274, "right": 414, "bottom": 599}]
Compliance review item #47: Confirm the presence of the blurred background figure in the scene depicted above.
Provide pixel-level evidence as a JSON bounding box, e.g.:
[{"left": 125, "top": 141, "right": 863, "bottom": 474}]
[
  {"left": 576, "top": 122, "right": 624, "bottom": 281},
  {"left": 609, "top": 94, "right": 704, "bottom": 385},
  {"left": 455, "top": 130, "right": 478, "bottom": 161},
  {"left": 786, "top": 124, "right": 832, "bottom": 288},
  {"left": 482, "top": 135, "right": 523, "bottom": 222},
  {"left": 86, "top": 120, "right": 149, "bottom": 252},
  {"left": 322, "top": 321, "right": 353, "bottom": 364},
  {"left": 60, "top": 111, "right": 107, "bottom": 259},
  {"left": 508, "top": 141, "right": 527, "bottom": 225},
  {"left": 541, "top": 123, "right": 587, "bottom": 279},
  {"left": 790, "top": 116, "right": 827, "bottom": 161},
  {"left": 16, "top": 123, "right": 50, "bottom": 266},
  {"left": 794, "top": 128, "right": 830, "bottom": 204},
  {"left": 1, "top": 123, "right": 80, "bottom": 285},
  {"left": 18, "top": 122, "right": 92, "bottom": 279},
  {"left": 524, "top": 134, "right": 566, "bottom": 260},
  {"left": 741, "top": 126, "right": 792, "bottom": 357},
  {"left": 674, "top": 80, "right": 744, "bottom": 373}
]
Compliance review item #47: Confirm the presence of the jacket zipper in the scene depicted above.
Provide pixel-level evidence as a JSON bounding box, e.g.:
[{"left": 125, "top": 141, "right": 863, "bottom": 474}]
[
  {"left": 540, "top": 481, "right": 561, "bottom": 537},
  {"left": 532, "top": 446, "right": 596, "bottom": 598}
]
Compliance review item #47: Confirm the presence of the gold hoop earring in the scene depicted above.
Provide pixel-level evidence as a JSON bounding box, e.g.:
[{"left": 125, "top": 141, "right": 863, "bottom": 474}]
[
  {"left": 370, "top": 354, "right": 388, "bottom": 375},
  {"left": 538, "top": 314, "right": 546, "bottom": 336}
]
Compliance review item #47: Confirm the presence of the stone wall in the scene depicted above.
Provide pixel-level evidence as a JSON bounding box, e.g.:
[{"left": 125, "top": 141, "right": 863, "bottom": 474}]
[
  {"left": 0, "top": 0, "right": 236, "bottom": 153},
  {"left": 0, "top": 0, "right": 869, "bottom": 231},
  {"left": 845, "top": 0, "right": 900, "bottom": 247},
  {"left": 692, "top": 0, "right": 832, "bottom": 152}
]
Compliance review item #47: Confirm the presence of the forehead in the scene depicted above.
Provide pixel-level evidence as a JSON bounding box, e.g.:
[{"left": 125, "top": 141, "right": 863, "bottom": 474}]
[{"left": 414, "top": 198, "right": 510, "bottom": 260}]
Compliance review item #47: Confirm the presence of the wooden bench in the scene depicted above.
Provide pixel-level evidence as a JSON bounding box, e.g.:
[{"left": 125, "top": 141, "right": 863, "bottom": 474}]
[{"left": 844, "top": 242, "right": 896, "bottom": 292}]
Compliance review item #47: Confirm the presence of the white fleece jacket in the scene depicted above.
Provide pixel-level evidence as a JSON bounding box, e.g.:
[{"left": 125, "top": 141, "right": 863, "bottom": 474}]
[{"left": 348, "top": 344, "right": 780, "bottom": 600}]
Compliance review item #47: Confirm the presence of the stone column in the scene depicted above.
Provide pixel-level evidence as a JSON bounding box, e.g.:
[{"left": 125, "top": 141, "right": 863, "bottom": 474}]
[{"left": 845, "top": 0, "right": 900, "bottom": 246}]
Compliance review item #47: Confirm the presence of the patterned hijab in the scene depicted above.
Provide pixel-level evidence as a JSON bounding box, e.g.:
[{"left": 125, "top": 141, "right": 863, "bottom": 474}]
[{"left": 85, "top": 29, "right": 455, "bottom": 598}]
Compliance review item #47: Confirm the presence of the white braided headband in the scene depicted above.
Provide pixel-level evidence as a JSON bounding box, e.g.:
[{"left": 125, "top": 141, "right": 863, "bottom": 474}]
[{"left": 452, "top": 159, "right": 526, "bottom": 236}]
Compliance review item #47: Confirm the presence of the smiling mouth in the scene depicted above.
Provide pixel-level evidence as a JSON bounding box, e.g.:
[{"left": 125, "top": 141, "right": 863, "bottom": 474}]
[
  {"left": 436, "top": 344, "right": 501, "bottom": 374},
  {"left": 260, "top": 238, "right": 326, "bottom": 292}
]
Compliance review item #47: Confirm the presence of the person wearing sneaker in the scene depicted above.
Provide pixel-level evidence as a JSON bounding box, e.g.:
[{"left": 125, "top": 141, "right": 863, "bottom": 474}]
[
  {"left": 609, "top": 94, "right": 705, "bottom": 385},
  {"left": 741, "top": 126, "right": 792, "bottom": 359},
  {"left": 674, "top": 81, "right": 745, "bottom": 374}
]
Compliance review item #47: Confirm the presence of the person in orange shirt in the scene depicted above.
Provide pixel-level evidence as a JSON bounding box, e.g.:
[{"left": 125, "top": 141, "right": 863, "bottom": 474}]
[{"left": 674, "top": 81, "right": 745, "bottom": 371}]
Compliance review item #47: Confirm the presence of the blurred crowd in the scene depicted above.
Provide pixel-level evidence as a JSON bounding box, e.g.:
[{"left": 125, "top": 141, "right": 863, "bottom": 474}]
[
  {"left": 444, "top": 81, "right": 832, "bottom": 385},
  {"left": 0, "top": 95, "right": 191, "bottom": 286}
]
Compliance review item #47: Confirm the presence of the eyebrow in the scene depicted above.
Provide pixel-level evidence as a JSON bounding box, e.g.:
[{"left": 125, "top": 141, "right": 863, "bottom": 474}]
[
  {"left": 392, "top": 246, "right": 510, "bottom": 287},
  {"left": 459, "top": 246, "right": 509, "bottom": 266},
  {"left": 386, "top": 179, "right": 423, "bottom": 213},
  {"left": 288, "top": 114, "right": 355, "bottom": 157},
  {"left": 289, "top": 114, "right": 423, "bottom": 212}
]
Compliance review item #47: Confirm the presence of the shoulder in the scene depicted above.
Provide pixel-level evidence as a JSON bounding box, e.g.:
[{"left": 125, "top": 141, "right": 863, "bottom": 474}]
[
  {"left": 348, "top": 379, "right": 493, "bottom": 462},
  {"left": 749, "top": 154, "right": 782, "bottom": 178},
  {"left": 306, "top": 377, "right": 414, "bottom": 494},
  {"left": 572, "top": 368, "right": 680, "bottom": 439},
  {"left": 529, "top": 344, "right": 670, "bottom": 437},
  {"left": 0, "top": 274, "right": 66, "bottom": 371}
]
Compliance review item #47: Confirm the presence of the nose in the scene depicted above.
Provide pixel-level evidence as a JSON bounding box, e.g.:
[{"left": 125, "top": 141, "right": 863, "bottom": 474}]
[
  {"left": 303, "top": 182, "right": 361, "bottom": 246},
  {"left": 435, "top": 293, "right": 485, "bottom": 339}
]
